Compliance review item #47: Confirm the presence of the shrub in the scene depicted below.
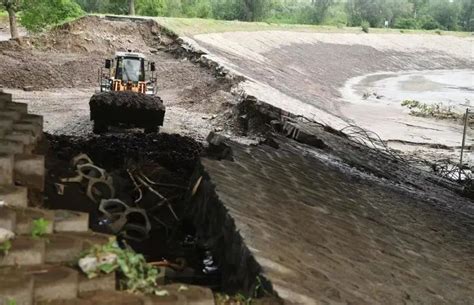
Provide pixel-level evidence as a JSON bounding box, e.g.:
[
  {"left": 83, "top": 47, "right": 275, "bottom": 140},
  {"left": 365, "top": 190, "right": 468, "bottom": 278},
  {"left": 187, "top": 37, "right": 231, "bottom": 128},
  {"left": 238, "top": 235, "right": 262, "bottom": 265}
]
[
  {"left": 361, "top": 20, "right": 369, "bottom": 33},
  {"left": 420, "top": 16, "right": 441, "bottom": 30},
  {"left": 394, "top": 17, "right": 419, "bottom": 29}
]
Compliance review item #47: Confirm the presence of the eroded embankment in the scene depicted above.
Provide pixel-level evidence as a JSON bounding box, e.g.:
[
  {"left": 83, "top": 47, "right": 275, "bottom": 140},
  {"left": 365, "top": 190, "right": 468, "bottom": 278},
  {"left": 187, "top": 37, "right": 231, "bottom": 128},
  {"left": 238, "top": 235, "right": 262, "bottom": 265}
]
[
  {"left": 187, "top": 30, "right": 473, "bottom": 163},
  {"left": 4, "top": 15, "right": 472, "bottom": 304},
  {"left": 42, "top": 132, "right": 278, "bottom": 299}
]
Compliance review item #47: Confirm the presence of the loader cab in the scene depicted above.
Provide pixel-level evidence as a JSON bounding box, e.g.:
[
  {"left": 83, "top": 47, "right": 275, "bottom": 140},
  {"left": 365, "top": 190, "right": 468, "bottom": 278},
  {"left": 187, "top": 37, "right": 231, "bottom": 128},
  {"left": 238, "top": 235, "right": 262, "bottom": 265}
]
[
  {"left": 100, "top": 51, "right": 156, "bottom": 95},
  {"left": 115, "top": 55, "right": 145, "bottom": 83}
]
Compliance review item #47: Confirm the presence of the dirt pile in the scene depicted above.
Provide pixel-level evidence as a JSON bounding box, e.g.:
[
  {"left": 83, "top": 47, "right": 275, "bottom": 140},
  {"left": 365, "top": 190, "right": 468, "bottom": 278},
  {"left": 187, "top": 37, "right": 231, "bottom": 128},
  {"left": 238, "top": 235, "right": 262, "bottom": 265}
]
[
  {"left": 46, "top": 133, "right": 203, "bottom": 172},
  {"left": 90, "top": 91, "right": 166, "bottom": 130},
  {"left": 0, "top": 16, "right": 170, "bottom": 90},
  {"left": 30, "top": 16, "right": 166, "bottom": 55}
]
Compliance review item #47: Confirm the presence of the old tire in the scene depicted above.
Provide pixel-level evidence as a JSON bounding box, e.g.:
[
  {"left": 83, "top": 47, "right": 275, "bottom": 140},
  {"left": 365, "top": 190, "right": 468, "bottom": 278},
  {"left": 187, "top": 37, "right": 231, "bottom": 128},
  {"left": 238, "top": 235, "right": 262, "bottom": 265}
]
[{"left": 93, "top": 121, "right": 108, "bottom": 134}]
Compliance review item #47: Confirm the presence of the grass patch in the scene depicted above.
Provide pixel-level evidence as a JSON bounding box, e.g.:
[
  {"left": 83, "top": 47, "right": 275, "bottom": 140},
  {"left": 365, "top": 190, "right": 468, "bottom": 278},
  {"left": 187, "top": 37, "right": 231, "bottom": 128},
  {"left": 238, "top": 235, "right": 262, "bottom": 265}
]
[
  {"left": 151, "top": 16, "right": 471, "bottom": 37},
  {"left": 401, "top": 100, "right": 464, "bottom": 122},
  {"left": 31, "top": 218, "right": 50, "bottom": 239}
]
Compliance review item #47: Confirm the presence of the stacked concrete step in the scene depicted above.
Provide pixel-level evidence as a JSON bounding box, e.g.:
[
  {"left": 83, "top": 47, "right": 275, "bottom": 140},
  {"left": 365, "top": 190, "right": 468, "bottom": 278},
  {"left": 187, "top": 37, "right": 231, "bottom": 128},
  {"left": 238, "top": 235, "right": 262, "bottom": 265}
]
[
  {"left": 0, "top": 207, "right": 116, "bottom": 304},
  {"left": 0, "top": 91, "right": 216, "bottom": 305},
  {"left": 33, "top": 284, "right": 216, "bottom": 305},
  {"left": 0, "top": 92, "right": 44, "bottom": 207},
  {"left": 0, "top": 91, "right": 118, "bottom": 305}
]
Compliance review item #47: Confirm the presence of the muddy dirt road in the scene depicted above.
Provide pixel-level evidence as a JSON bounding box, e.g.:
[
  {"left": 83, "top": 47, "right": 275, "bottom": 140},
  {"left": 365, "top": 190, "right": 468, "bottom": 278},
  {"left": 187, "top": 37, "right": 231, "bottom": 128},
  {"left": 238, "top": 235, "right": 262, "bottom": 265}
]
[
  {"left": 6, "top": 87, "right": 233, "bottom": 140},
  {"left": 191, "top": 31, "right": 473, "bottom": 161}
]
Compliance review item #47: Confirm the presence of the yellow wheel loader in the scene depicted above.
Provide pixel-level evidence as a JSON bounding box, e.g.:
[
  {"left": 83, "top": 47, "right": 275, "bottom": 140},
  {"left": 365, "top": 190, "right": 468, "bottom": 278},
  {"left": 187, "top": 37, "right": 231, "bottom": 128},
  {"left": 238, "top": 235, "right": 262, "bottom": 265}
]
[{"left": 90, "top": 51, "right": 165, "bottom": 134}]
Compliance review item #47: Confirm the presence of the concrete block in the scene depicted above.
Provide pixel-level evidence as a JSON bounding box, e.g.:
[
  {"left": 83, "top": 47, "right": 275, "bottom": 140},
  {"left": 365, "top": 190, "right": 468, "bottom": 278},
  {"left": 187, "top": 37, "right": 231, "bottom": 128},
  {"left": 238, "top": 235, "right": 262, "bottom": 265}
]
[
  {"left": 45, "top": 234, "right": 84, "bottom": 264},
  {"left": 13, "top": 121, "right": 42, "bottom": 140},
  {"left": 6, "top": 102, "right": 28, "bottom": 114},
  {"left": 5, "top": 130, "right": 35, "bottom": 146},
  {"left": 31, "top": 265, "right": 79, "bottom": 302},
  {"left": 0, "top": 117, "right": 13, "bottom": 130},
  {"left": 79, "top": 291, "right": 145, "bottom": 305},
  {"left": 0, "top": 268, "right": 34, "bottom": 305},
  {"left": 0, "top": 92, "right": 12, "bottom": 103},
  {"left": 35, "top": 299, "right": 94, "bottom": 305},
  {"left": 78, "top": 272, "right": 116, "bottom": 295},
  {"left": 0, "top": 139, "right": 24, "bottom": 155},
  {"left": 14, "top": 207, "right": 54, "bottom": 235},
  {"left": 0, "top": 185, "right": 28, "bottom": 208},
  {"left": 0, "top": 206, "right": 17, "bottom": 232},
  {"left": 54, "top": 210, "right": 89, "bottom": 233},
  {"left": 145, "top": 284, "right": 215, "bottom": 305},
  {"left": 0, "top": 110, "right": 21, "bottom": 121},
  {"left": 14, "top": 154, "right": 45, "bottom": 191},
  {"left": 21, "top": 114, "right": 43, "bottom": 129},
  {"left": 67, "top": 231, "right": 115, "bottom": 251},
  {"left": 0, "top": 154, "right": 14, "bottom": 185},
  {"left": 0, "top": 236, "right": 45, "bottom": 266}
]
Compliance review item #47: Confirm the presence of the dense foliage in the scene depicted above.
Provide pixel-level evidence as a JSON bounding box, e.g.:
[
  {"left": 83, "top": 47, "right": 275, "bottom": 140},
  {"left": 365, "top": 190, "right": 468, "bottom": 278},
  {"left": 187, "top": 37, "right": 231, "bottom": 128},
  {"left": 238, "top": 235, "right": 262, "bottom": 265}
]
[
  {"left": 74, "top": 0, "right": 472, "bottom": 31},
  {"left": 21, "top": 0, "right": 84, "bottom": 31},
  {"left": 2, "top": 0, "right": 472, "bottom": 32}
]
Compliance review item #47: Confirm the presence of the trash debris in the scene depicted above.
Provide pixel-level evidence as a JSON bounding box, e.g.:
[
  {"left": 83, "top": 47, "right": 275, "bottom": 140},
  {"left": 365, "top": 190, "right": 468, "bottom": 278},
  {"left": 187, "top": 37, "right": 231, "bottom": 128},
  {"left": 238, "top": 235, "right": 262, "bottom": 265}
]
[
  {"left": 54, "top": 183, "right": 65, "bottom": 195},
  {"left": 202, "top": 251, "right": 219, "bottom": 274},
  {"left": 0, "top": 228, "right": 15, "bottom": 244},
  {"left": 191, "top": 176, "right": 202, "bottom": 196},
  {"left": 155, "top": 289, "right": 170, "bottom": 297},
  {"left": 99, "top": 199, "right": 151, "bottom": 242},
  {"left": 72, "top": 153, "right": 94, "bottom": 167},
  {"left": 61, "top": 154, "right": 115, "bottom": 203},
  {"left": 78, "top": 240, "right": 161, "bottom": 294}
]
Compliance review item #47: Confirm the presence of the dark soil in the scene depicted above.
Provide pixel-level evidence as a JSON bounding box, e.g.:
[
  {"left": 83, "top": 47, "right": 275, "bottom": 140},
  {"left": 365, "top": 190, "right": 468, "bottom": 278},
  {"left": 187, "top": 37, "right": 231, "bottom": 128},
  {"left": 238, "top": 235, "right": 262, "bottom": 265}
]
[
  {"left": 45, "top": 132, "right": 203, "bottom": 174},
  {"left": 90, "top": 91, "right": 166, "bottom": 126}
]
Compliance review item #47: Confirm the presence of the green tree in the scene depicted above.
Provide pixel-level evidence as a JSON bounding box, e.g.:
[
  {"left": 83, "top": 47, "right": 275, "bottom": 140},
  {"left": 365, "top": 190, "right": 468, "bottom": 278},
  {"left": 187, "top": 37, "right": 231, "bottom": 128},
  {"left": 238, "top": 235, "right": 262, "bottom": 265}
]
[
  {"left": 164, "top": 0, "right": 182, "bottom": 16},
  {"left": 0, "top": 0, "right": 20, "bottom": 39},
  {"left": 181, "top": 0, "right": 212, "bottom": 18},
  {"left": 310, "top": 0, "right": 334, "bottom": 24},
  {"left": 136, "top": 0, "right": 167, "bottom": 16},
  {"left": 74, "top": 0, "right": 101, "bottom": 12},
  {"left": 21, "top": 0, "right": 84, "bottom": 32},
  {"left": 346, "top": 0, "right": 379, "bottom": 27},
  {"left": 102, "top": 0, "right": 129, "bottom": 15},
  {"left": 459, "top": 0, "right": 473, "bottom": 31},
  {"left": 428, "top": 0, "right": 461, "bottom": 30},
  {"left": 128, "top": 0, "right": 135, "bottom": 15},
  {"left": 408, "top": 0, "right": 428, "bottom": 18}
]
